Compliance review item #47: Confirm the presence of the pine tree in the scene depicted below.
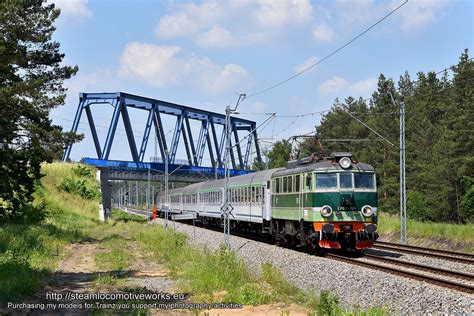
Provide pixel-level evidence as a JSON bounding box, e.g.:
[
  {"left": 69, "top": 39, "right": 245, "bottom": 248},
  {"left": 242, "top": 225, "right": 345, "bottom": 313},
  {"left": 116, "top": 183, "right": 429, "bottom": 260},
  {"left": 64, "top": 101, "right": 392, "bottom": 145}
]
[{"left": 0, "top": 0, "right": 81, "bottom": 223}]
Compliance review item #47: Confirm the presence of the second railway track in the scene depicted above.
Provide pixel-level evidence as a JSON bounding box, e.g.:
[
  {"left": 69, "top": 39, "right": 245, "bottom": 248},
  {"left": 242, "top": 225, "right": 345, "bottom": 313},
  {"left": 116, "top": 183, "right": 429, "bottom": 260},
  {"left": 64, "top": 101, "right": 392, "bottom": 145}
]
[
  {"left": 373, "top": 241, "right": 474, "bottom": 265},
  {"left": 120, "top": 207, "right": 474, "bottom": 294}
]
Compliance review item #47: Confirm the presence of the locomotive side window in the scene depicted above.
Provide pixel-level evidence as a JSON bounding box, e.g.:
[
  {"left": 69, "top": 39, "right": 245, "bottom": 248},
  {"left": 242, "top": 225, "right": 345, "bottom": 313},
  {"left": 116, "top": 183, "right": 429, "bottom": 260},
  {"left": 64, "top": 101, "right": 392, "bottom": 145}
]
[
  {"left": 305, "top": 173, "right": 312, "bottom": 191},
  {"left": 354, "top": 173, "right": 375, "bottom": 189},
  {"left": 315, "top": 173, "right": 337, "bottom": 188},
  {"left": 339, "top": 173, "right": 353, "bottom": 189}
]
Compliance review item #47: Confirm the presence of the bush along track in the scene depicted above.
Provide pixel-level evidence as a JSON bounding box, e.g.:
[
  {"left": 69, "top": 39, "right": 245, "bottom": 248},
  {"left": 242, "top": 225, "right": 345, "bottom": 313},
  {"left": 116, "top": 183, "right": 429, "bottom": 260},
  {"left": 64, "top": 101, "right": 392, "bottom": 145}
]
[{"left": 1, "top": 163, "right": 386, "bottom": 315}]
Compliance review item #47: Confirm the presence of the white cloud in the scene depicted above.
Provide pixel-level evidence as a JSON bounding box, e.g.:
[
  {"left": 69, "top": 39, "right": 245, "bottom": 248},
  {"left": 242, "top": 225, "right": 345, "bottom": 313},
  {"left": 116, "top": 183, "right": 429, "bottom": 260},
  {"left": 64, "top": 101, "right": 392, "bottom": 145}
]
[
  {"left": 196, "top": 25, "right": 234, "bottom": 48},
  {"left": 154, "top": 13, "right": 201, "bottom": 38},
  {"left": 312, "top": 24, "right": 333, "bottom": 42},
  {"left": 254, "top": 0, "right": 313, "bottom": 28},
  {"left": 119, "top": 42, "right": 249, "bottom": 94},
  {"left": 294, "top": 56, "right": 319, "bottom": 74},
  {"left": 120, "top": 43, "right": 183, "bottom": 86},
  {"left": 154, "top": 0, "right": 314, "bottom": 48},
  {"left": 349, "top": 77, "right": 377, "bottom": 94},
  {"left": 393, "top": 0, "right": 449, "bottom": 31},
  {"left": 53, "top": 0, "right": 92, "bottom": 19},
  {"left": 319, "top": 76, "right": 378, "bottom": 96},
  {"left": 319, "top": 76, "right": 348, "bottom": 94},
  {"left": 154, "top": 1, "right": 228, "bottom": 39}
]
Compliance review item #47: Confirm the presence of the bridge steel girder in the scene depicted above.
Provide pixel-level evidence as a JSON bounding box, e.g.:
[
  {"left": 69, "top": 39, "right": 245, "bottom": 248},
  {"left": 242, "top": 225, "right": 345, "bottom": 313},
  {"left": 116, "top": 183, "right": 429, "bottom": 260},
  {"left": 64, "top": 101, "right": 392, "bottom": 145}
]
[
  {"left": 152, "top": 105, "right": 168, "bottom": 162},
  {"left": 210, "top": 121, "right": 222, "bottom": 168},
  {"left": 62, "top": 92, "right": 262, "bottom": 170},
  {"left": 138, "top": 109, "right": 153, "bottom": 162},
  {"left": 232, "top": 121, "right": 244, "bottom": 169},
  {"left": 84, "top": 105, "right": 102, "bottom": 158}
]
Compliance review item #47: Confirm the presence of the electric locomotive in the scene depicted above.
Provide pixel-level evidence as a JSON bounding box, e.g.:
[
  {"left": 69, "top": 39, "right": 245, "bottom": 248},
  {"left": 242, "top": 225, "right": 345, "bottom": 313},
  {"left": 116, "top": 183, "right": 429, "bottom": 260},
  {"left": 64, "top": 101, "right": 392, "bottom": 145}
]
[
  {"left": 270, "top": 152, "right": 378, "bottom": 252},
  {"left": 159, "top": 152, "right": 378, "bottom": 252}
]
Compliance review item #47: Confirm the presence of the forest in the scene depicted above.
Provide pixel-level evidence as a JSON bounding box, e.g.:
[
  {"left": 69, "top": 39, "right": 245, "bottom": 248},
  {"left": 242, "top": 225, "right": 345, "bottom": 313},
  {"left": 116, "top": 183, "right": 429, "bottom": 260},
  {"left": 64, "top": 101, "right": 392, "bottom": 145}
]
[{"left": 257, "top": 51, "right": 473, "bottom": 224}]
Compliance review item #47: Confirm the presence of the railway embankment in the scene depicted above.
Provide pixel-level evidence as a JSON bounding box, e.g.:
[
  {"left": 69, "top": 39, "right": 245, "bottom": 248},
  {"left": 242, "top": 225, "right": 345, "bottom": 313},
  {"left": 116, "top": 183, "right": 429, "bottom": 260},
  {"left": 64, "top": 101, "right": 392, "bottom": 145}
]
[
  {"left": 149, "top": 215, "right": 473, "bottom": 314},
  {"left": 377, "top": 215, "right": 474, "bottom": 253}
]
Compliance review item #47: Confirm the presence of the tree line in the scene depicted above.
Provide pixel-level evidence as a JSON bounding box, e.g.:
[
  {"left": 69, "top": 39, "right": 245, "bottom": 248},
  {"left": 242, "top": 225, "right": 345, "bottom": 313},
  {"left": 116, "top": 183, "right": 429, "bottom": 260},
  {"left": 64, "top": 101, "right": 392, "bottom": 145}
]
[{"left": 255, "top": 51, "right": 473, "bottom": 223}]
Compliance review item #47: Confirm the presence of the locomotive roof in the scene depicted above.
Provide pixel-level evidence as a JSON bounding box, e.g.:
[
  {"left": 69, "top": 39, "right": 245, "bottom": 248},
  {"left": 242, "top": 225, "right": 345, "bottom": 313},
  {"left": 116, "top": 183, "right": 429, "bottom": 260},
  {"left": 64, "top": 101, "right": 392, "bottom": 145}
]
[{"left": 272, "top": 160, "right": 374, "bottom": 177}]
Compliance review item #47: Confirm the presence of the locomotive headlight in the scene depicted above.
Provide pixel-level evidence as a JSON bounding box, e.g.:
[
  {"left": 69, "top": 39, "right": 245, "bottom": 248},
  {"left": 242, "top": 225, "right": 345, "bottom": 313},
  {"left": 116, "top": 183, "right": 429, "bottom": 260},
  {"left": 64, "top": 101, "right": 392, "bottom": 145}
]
[
  {"left": 361, "top": 205, "right": 373, "bottom": 217},
  {"left": 320, "top": 205, "right": 333, "bottom": 218},
  {"left": 339, "top": 157, "right": 352, "bottom": 169}
]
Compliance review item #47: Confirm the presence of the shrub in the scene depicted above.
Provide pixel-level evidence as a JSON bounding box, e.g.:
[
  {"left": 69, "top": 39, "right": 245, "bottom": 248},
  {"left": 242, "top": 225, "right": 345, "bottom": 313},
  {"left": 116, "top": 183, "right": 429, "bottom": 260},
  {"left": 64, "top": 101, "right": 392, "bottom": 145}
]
[
  {"left": 58, "top": 177, "right": 98, "bottom": 200},
  {"left": 72, "top": 165, "right": 94, "bottom": 178}
]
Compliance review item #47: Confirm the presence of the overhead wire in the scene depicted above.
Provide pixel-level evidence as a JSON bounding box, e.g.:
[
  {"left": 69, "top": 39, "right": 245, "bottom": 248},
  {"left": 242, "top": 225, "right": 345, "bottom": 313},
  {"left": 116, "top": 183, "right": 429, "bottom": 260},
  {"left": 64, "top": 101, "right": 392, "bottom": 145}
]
[{"left": 245, "top": 0, "right": 409, "bottom": 98}]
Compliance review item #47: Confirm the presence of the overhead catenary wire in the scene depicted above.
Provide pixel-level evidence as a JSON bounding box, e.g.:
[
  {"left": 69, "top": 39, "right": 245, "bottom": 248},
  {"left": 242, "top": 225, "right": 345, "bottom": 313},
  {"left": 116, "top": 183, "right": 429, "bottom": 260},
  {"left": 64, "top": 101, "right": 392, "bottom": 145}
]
[{"left": 245, "top": 0, "right": 409, "bottom": 98}]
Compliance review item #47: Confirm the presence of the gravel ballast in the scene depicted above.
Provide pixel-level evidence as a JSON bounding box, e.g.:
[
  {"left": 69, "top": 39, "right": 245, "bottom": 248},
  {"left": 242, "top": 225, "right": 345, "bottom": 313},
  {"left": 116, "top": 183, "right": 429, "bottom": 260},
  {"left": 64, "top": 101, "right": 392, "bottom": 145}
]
[{"left": 149, "top": 218, "right": 473, "bottom": 314}]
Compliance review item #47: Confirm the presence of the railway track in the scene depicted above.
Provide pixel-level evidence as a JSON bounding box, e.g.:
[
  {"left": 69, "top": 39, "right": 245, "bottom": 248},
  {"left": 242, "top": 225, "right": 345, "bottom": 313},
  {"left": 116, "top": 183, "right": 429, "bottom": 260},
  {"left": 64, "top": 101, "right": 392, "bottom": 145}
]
[
  {"left": 119, "top": 207, "right": 474, "bottom": 294},
  {"left": 373, "top": 241, "right": 474, "bottom": 265},
  {"left": 327, "top": 253, "right": 474, "bottom": 294}
]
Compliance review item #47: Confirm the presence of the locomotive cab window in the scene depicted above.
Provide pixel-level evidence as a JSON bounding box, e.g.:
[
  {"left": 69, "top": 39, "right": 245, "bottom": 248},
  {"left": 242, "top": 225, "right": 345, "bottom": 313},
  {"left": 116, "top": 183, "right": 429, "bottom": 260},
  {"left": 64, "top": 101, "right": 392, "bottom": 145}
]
[
  {"left": 315, "top": 173, "right": 337, "bottom": 189},
  {"left": 339, "top": 173, "right": 353, "bottom": 189},
  {"left": 355, "top": 173, "right": 375, "bottom": 189},
  {"left": 305, "top": 174, "right": 312, "bottom": 191}
]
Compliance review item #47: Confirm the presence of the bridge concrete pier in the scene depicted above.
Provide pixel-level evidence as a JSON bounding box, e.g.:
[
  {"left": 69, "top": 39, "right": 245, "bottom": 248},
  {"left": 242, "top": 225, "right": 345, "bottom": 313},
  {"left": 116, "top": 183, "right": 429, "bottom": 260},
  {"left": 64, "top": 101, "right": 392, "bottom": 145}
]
[{"left": 96, "top": 168, "right": 112, "bottom": 221}]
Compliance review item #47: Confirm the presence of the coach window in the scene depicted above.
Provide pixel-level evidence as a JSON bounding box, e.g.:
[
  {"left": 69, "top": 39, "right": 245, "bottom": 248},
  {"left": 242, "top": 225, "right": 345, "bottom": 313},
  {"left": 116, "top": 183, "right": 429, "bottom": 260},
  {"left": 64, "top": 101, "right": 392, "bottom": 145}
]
[
  {"left": 288, "top": 176, "right": 293, "bottom": 193},
  {"left": 283, "top": 177, "right": 288, "bottom": 193},
  {"left": 275, "top": 178, "right": 280, "bottom": 193},
  {"left": 295, "top": 175, "right": 301, "bottom": 192}
]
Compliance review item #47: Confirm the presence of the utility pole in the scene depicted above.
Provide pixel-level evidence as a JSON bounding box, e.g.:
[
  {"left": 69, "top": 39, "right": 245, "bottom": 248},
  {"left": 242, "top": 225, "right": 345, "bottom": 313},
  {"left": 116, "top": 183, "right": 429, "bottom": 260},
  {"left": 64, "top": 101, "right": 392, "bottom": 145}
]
[
  {"left": 147, "top": 166, "right": 150, "bottom": 211},
  {"left": 164, "top": 149, "right": 169, "bottom": 227},
  {"left": 399, "top": 101, "right": 407, "bottom": 244},
  {"left": 389, "top": 92, "right": 407, "bottom": 244},
  {"left": 222, "top": 93, "right": 246, "bottom": 248}
]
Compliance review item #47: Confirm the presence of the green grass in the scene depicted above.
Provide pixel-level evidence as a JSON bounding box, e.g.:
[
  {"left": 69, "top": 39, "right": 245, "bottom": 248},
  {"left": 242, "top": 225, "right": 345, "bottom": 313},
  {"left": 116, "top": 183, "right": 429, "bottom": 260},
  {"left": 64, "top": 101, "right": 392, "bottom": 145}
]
[
  {"left": 94, "top": 235, "right": 131, "bottom": 271},
  {"left": 0, "top": 162, "right": 388, "bottom": 314},
  {"left": 378, "top": 213, "right": 474, "bottom": 252}
]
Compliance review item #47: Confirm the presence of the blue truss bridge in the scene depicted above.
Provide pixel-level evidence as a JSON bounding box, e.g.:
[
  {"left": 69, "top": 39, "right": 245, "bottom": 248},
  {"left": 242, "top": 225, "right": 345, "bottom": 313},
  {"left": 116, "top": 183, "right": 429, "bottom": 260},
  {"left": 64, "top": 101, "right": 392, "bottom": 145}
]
[{"left": 63, "top": 92, "right": 262, "bottom": 181}]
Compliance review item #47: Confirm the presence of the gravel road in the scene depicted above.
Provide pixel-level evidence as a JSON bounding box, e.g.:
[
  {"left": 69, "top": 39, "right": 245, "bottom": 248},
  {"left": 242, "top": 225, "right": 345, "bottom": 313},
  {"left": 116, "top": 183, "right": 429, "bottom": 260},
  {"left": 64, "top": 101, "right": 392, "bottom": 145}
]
[{"left": 152, "top": 218, "right": 473, "bottom": 314}]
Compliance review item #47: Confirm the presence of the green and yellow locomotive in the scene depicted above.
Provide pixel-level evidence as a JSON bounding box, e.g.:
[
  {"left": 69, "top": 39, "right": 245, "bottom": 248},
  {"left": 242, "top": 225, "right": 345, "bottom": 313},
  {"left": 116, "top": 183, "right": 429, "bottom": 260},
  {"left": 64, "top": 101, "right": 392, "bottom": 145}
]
[
  {"left": 269, "top": 152, "right": 378, "bottom": 252},
  {"left": 162, "top": 152, "right": 378, "bottom": 252}
]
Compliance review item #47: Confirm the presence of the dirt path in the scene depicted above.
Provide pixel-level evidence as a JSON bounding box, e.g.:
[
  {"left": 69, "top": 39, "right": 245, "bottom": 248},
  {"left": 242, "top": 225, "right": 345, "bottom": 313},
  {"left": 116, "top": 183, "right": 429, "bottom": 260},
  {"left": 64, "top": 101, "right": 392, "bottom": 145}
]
[{"left": 47, "top": 243, "right": 104, "bottom": 293}]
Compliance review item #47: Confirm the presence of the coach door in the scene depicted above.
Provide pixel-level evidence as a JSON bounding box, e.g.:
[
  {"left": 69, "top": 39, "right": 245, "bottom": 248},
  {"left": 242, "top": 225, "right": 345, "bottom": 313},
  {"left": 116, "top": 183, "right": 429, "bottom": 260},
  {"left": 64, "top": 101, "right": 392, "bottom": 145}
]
[{"left": 295, "top": 174, "right": 303, "bottom": 220}]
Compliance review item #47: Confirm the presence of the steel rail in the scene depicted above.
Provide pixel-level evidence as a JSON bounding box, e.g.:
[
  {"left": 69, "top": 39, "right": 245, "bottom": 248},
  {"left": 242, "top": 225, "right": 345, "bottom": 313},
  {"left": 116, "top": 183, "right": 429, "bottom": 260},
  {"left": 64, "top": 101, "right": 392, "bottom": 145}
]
[
  {"left": 326, "top": 254, "right": 474, "bottom": 294},
  {"left": 373, "top": 244, "right": 474, "bottom": 265},
  {"left": 375, "top": 241, "right": 474, "bottom": 259},
  {"left": 364, "top": 253, "right": 474, "bottom": 280}
]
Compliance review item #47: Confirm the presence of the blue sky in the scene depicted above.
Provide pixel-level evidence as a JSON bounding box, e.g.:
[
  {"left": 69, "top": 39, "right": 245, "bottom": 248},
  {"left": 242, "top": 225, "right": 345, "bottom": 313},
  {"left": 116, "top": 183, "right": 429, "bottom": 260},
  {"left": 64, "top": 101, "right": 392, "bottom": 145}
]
[{"left": 50, "top": 0, "right": 473, "bottom": 164}]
